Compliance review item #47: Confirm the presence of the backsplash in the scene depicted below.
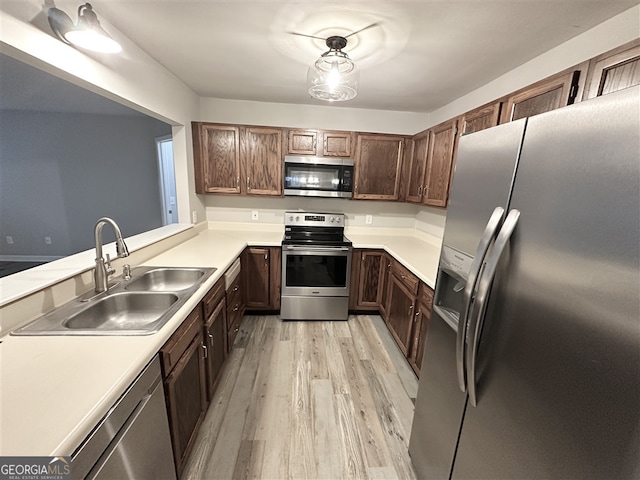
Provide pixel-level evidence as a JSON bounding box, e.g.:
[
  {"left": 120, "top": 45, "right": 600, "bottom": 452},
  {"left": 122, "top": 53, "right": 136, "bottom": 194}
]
[{"left": 204, "top": 196, "right": 446, "bottom": 238}]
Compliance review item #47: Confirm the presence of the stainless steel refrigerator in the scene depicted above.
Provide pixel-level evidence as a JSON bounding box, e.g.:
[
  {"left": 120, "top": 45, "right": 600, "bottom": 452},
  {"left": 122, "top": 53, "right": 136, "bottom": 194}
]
[{"left": 409, "top": 86, "right": 640, "bottom": 479}]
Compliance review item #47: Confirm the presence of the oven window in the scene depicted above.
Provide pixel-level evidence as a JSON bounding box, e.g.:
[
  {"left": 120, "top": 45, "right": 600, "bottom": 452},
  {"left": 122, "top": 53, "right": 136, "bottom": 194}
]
[
  {"left": 284, "top": 164, "right": 341, "bottom": 192},
  {"left": 285, "top": 254, "right": 348, "bottom": 287}
]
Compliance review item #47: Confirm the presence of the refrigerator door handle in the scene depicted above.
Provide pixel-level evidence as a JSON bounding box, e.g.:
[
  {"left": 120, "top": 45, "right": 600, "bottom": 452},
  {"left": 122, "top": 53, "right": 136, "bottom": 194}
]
[
  {"left": 467, "top": 208, "right": 520, "bottom": 407},
  {"left": 456, "top": 206, "right": 504, "bottom": 393}
]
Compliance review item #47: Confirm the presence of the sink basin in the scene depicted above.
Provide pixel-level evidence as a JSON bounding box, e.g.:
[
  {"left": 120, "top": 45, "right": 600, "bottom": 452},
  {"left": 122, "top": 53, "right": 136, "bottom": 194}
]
[
  {"left": 125, "top": 268, "right": 205, "bottom": 292},
  {"left": 11, "top": 265, "right": 216, "bottom": 336},
  {"left": 63, "top": 292, "right": 179, "bottom": 330}
]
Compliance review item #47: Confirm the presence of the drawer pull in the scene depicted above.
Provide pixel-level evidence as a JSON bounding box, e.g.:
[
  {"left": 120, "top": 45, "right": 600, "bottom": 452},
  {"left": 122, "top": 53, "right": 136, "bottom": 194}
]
[
  {"left": 233, "top": 285, "right": 239, "bottom": 292},
  {"left": 208, "top": 333, "right": 214, "bottom": 347},
  {"left": 202, "top": 343, "right": 208, "bottom": 359},
  {"left": 233, "top": 304, "right": 239, "bottom": 312},
  {"left": 234, "top": 327, "right": 239, "bottom": 333}
]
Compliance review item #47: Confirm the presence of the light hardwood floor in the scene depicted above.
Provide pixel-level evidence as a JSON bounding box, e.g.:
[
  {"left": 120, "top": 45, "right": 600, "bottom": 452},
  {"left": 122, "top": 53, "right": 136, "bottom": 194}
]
[{"left": 182, "top": 314, "right": 418, "bottom": 480}]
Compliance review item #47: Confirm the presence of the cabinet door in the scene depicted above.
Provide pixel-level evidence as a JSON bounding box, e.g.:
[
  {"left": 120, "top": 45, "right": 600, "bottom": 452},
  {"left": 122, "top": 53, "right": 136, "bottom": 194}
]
[
  {"left": 501, "top": 70, "right": 580, "bottom": 123},
  {"left": 379, "top": 254, "right": 393, "bottom": 321},
  {"left": 356, "top": 250, "right": 385, "bottom": 309},
  {"left": 322, "top": 131, "right": 353, "bottom": 157},
  {"left": 287, "top": 129, "right": 318, "bottom": 155},
  {"left": 409, "top": 285, "right": 434, "bottom": 376},
  {"left": 354, "top": 135, "right": 404, "bottom": 200},
  {"left": 406, "top": 130, "right": 429, "bottom": 204},
  {"left": 241, "top": 127, "right": 283, "bottom": 196},
  {"left": 243, "top": 247, "right": 271, "bottom": 309},
  {"left": 386, "top": 274, "right": 416, "bottom": 356},
  {"left": 348, "top": 249, "right": 362, "bottom": 311},
  {"left": 459, "top": 102, "right": 502, "bottom": 136},
  {"left": 423, "top": 118, "right": 458, "bottom": 208},
  {"left": 164, "top": 332, "right": 206, "bottom": 477},
  {"left": 269, "top": 247, "right": 281, "bottom": 310},
  {"left": 192, "top": 123, "right": 241, "bottom": 194},
  {"left": 583, "top": 40, "right": 640, "bottom": 100},
  {"left": 204, "top": 299, "right": 227, "bottom": 401}
]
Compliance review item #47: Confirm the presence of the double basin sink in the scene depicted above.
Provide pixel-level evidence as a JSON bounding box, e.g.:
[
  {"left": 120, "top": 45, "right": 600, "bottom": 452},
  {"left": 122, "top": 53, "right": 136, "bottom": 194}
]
[{"left": 12, "top": 266, "right": 217, "bottom": 336}]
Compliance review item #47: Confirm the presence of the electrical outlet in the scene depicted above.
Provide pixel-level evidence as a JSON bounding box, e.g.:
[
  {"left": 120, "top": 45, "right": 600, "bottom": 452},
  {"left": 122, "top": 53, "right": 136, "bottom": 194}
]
[
  {"left": 45, "top": 236, "right": 52, "bottom": 245},
  {"left": 251, "top": 210, "right": 259, "bottom": 221},
  {"left": 6, "top": 236, "right": 13, "bottom": 245},
  {"left": 192, "top": 210, "right": 198, "bottom": 224},
  {"left": 365, "top": 215, "right": 373, "bottom": 225}
]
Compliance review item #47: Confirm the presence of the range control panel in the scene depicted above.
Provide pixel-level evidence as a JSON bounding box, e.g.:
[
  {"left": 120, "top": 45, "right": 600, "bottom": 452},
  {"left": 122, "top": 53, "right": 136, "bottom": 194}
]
[{"left": 284, "top": 212, "right": 345, "bottom": 227}]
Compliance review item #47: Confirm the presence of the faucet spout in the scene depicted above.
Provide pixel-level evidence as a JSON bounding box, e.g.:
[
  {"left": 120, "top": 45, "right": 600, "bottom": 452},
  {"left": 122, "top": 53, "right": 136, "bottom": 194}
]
[{"left": 94, "top": 217, "right": 129, "bottom": 293}]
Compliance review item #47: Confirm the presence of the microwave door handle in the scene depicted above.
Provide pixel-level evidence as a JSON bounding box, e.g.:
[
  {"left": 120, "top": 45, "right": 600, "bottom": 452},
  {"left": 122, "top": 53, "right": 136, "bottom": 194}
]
[{"left": 456, "top": 206, "right": 504, "bottom": 393}]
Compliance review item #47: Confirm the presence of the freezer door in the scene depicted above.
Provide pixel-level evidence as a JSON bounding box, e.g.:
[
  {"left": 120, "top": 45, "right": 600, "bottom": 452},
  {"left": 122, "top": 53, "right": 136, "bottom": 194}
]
[
  {"left": 451, "top": 86, "right": 640, "bottom": 478},
  {"left": 442, "top": 119, "right": 526, "bottom": 257}
]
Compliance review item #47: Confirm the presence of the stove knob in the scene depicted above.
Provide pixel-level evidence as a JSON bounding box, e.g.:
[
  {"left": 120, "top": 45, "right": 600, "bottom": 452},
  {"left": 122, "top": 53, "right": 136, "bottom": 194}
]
[
  {"left": 329, "top": 216, "right": 335, "bottom": 223},
  {"left": 289, "top": 215, "right": 294, "bottom": 222},
  {"left": 295, "top": 216, "right": 300, "bottom": 222},
  {"left": 335, "top": 217, "right": 341, "bottom": 224}
]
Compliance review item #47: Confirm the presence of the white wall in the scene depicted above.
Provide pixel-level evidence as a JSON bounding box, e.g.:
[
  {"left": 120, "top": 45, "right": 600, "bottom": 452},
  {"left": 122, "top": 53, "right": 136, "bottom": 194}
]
[
  {"left": 0, "top": 110, "right": 171, "bottom": 259},
  {"left": 198, "top": 98, "right": 429, "bottom": 135}
]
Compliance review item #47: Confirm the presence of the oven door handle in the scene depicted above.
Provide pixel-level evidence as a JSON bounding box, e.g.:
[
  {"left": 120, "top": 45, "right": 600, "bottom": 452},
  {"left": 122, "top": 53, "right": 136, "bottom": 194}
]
[{"left": 284, "top": 245, "right": 351, "bottom": 252}]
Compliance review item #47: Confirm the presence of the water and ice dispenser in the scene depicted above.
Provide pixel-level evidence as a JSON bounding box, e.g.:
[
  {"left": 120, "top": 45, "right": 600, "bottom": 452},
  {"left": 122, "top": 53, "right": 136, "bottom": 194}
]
[{"left": 433, "top": 245, "right": 475, "bottom": 331}]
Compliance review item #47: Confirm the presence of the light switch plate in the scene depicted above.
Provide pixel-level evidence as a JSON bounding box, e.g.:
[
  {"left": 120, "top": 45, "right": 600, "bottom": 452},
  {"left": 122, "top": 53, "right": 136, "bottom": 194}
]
[{"left": 252, "top": 210, "right": 259, "bottom": 221}]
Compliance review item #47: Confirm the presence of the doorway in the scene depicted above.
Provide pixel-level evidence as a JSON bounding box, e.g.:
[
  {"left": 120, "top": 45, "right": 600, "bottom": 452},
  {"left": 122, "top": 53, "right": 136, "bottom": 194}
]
[{"left": 156, "top": 135, "right": 178, "bottom": 225}]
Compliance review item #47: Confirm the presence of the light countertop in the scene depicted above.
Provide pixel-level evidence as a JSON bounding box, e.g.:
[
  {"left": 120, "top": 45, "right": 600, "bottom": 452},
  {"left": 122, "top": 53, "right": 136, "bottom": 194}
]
[{"left": 0, "top": 225, "right": 440, "bottom": 457}]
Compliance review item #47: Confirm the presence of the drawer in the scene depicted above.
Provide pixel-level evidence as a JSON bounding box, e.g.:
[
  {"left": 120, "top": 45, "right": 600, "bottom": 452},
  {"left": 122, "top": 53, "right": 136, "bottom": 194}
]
[
  {"left": 203, "top": 277, "right": 225, "bottom": 319},
  {"left": 227, "top": 312, "right": 242, "bottom": 351},
  {"left": 226, "top": 293, "right": 243, "bottom": 331},
  {"left": 392, "top": 261, "right": 420, "bottom": 295},
  {"left": 160, "top": 304, "right": 203, "bottom": 375},
  {"left": 226, "top": 275, "right": 241, "bottom": 298},
  {"left": 419, "top": 282, "right": 434, "bottom": 308}
]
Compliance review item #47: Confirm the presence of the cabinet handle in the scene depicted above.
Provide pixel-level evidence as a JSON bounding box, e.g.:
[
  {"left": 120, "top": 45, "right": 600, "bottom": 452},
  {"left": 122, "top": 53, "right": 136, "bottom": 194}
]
[
  {"left": 408, "top": 304, "right": 414, "bottom": 316},
  {"left": 236, "top": 176, "right": 240, "bottom": 189},
  {"left": 233, "top": 285, "right": 239, "bottom": 292},
  {"left": 417, "top": 186, "right": 422, "bottom": 196},
  {"left": 264, "top": 252, "right": 268, "bottom": 260},
  {"left": 246, "top": 177, "right": 250, "bottom": 191},
  {"left": 355, "top": 185, "right": 358, "bottom": 194},
  {"left": 234, "top": 327, "right": 239, "bottom": 333},
  {"left": 208, "top": 333, "right": 214, "bottom": 347},
  {"left": 202, "top": 343, "right": 208, "bottom": 359},
  {"left": 233, "top": 304, "right": 239, "bottom": 312},
  {"left": 414, "top": 311, "right": 421, "bottom": 323},
  {"left": 401, "top": 274, "right": 407, "bottom": 280}
]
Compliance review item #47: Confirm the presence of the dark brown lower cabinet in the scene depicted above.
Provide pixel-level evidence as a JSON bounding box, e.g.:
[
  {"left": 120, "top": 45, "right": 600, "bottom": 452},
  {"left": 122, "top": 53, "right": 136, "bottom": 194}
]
[
  {"left": 161, "top": 313, "right": 207, "bottom": 478},
  {"left": 349, "top": 249, "right": 385, "bottom": 311},
  {"left": 242, "top": 246, "right": 281, "bottom": 311},
  {"left": 408, "top": 284, "right": 434, "bottom": 375},
  {"left": 385, "top": 274, "right": 416, "bottom": 356},
  {"left": 204, "top": 298, "right": 227, "bottom": 400}
]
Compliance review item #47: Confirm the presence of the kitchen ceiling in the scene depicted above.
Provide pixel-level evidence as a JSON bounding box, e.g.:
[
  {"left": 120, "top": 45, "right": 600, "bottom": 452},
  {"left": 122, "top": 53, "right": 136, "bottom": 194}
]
[{"left": 6, "top": 1, "right": 640, "bottom": 113}]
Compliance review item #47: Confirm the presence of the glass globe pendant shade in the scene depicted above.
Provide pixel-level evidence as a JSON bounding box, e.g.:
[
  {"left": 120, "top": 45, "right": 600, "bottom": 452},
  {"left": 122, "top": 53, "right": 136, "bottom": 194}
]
[{"left": 307, "top": 40, "right": 359, "bottom": 102}]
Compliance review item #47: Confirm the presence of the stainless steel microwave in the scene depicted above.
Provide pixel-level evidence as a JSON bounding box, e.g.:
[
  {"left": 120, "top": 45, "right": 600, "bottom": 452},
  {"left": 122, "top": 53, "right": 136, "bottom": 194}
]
[{"left": 284, "top": 156, "right": 354, "bottom": 198}]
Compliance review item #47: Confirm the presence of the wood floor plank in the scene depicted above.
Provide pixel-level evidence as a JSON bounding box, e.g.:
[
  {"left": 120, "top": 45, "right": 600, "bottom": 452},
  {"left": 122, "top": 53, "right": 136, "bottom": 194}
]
[
  {"left": 233, "top": 439, "right": 265, "bottom": 480},
  {"left": 334, "top": 393, "right": 369, "bottom": 480},
  {"left": 369, "top": 315, "right": 418, "bottom": 399},
  {"left": 368, "top": 466, "right": 400, "bottom": 480},
  {"left": 309, "top": 322, "right": 329, "bottom": 380},
  {"left": 312, "top": 379, "right": 343, "bottom": 479},
  {"left": 322, "top": 321, "right": 351, "bottom": 396},
  {"left": 339, "top": 338, "right": 394, "bottom": 470},
  {"left": 356, "top": 315, "right": 397, "bottom": 374},
  {"left": 289, "top": 322, "right": 318, "bottom": 479},
  {"left": 257, "top": 340, "right": 292, "bottom": 479}
]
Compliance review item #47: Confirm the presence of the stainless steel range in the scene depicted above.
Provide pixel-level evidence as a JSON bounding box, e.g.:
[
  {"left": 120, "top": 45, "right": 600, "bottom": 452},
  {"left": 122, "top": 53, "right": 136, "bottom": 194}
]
[{"left": 281, "top": 212, "right": 352, "bottom": 321}]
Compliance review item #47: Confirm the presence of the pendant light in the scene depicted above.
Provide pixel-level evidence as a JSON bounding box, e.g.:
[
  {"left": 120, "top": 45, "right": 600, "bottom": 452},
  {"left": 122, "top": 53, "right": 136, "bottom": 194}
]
[
  {"left": 48, "top": 3, "right": 122, "bottom": 54},
  {"left": 307, "top": 36, "right": 359, "bottom": 102}
]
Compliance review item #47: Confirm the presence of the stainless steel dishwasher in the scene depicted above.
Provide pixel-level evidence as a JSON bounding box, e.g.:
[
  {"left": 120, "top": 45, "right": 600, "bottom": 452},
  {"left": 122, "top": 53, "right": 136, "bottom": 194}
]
[{"left": 71, "top": 355, "right": 176, "bottom": 479}]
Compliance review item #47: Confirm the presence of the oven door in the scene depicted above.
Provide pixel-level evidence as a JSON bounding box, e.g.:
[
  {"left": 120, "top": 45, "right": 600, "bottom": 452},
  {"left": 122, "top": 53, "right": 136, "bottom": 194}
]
[{"left": 281, "top": 245, "right": 352, "bottom": 297}]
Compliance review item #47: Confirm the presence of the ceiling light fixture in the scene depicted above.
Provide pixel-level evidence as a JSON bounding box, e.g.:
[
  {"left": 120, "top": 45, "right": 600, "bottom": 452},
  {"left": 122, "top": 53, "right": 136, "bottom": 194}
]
[
  {"left": 307, "top": 36, "right": 359, "bottom": 102},
  {"left": 48, "top": 3, "right": 122, "bottom": 54}
]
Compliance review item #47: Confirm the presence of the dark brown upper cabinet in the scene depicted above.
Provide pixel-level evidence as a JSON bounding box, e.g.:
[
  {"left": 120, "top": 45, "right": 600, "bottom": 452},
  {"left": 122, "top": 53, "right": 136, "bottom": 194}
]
[
  {"left": 583, "top": 39, "right": 640, "bottom": 100},
  {"left": 193, "top": 123, "right": 241, "bottom": 195},
  {"left": 241, "top": 127, "right": 283, "bottom": 196},
  {"left": 459, "top": 101, "right": 502, "bottom": 136},
  {"left": 286, "top": 129, "right": 354, "bottom": 157},
  {"left": 354, "top": 134, "right": 405, "bottom": 200},
  {"left": 405, "top": 130, "right": 430, "bottom": 204},
  {"left": 423, "top": 118, "right": 459, "bottom": 208},
  {"left": 500, "top": 70, "right": 581, "bottom": 123}
]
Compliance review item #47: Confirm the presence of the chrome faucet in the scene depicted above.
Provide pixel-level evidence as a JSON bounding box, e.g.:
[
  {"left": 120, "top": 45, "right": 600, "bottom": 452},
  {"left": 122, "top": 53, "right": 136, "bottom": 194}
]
[{"left": 94, "top": 217, "right": 129, "bottom": 293}]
